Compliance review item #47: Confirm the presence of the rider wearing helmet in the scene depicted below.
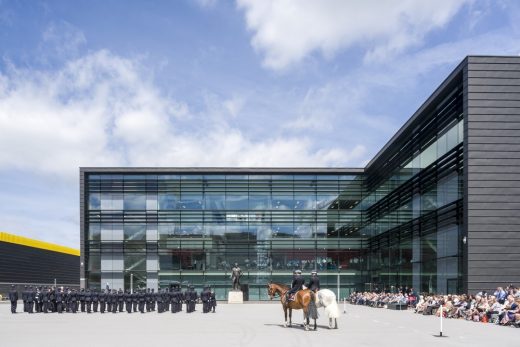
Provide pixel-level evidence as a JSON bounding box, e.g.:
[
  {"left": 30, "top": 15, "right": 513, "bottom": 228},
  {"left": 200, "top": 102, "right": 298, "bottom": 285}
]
[
  {"left": 286, "top": 269, "right": 305, "bottom": 301},
  {"left": 306, "top": 270, "right": 320, "bottom": 292}
]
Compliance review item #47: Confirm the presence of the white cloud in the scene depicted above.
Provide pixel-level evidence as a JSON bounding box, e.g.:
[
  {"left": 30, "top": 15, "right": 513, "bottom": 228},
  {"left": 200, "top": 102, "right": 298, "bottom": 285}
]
[
  {"left": 0, "top": 49, "right": 362, "bottom": 182},
  {"left": 41, "top": 21, "right": 87, "bottom": 59},
  {"left": 237, "top": 0, "right": 469, "bottom": 70}
]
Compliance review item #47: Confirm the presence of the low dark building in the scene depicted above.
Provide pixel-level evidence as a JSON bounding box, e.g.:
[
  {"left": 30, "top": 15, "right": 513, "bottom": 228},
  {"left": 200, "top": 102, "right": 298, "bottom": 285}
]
[{"left": 0, "top": 232, "right": 79, "bottom": 296}]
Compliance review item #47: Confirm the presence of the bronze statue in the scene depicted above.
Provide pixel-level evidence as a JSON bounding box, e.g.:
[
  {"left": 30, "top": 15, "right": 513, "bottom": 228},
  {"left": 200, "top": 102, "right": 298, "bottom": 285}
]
[{"left": 231, "top": 263, "right": 242, "bottom": 291}]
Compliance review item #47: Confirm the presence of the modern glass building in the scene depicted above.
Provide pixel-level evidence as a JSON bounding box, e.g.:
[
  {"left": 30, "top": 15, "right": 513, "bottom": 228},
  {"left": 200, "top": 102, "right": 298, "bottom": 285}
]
[{"left": 80, "top": 56, "right": 520, "bottom": 299}]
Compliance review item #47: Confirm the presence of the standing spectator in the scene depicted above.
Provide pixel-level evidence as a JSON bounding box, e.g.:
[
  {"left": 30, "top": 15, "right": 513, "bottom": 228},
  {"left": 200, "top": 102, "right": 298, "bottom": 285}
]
[{"left": 8, "top": 285, "right": 18, "bottom": 313}]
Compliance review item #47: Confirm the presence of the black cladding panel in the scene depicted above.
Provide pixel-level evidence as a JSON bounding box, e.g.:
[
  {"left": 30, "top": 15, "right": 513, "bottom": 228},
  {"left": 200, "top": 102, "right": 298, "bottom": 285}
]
[
  {"left": 464, "top": 56, "right": 520, "bottom": 293},
  {"left": 0, "top": 241, "right": 79, "bottom": 285}
]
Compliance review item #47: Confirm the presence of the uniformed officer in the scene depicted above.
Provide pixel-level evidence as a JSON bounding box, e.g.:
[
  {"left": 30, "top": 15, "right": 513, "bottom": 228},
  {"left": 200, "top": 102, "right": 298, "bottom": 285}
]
[
  {"left": 70, "top": 289, "right": 78, "bottom": 313},
  {"left": 99, "top": 289, "right": 107, "bottom": 313},
  {"left": 22, "top": 285, "right": 28, "bottom": 312},
  {"left": 138, "top": 289, "right": 146, "bottom": 313},
  {"left": 64, "top": 287, "right": 70, "bottom": 312},
  {"left": 183, "top": 285, "right": 191, "bottom": 313},
  {"left": 8, "top": 285, "right": 18, "bottom": 314},
  {"left": 27, "top": 286, "right": 35, "bottom": 313},
  {"left": 184, "top": 285, "right": 197, "bottom": 313},
  {"left": 117, "top": 288, "right": 124, "bottom": 312},
  {"left": 151, "top": 288, "right": 156, "bottom": 311},
  {"left": 210, "top": 286, "right": 217, "bottom": 313},
  {"left": 79, "top": 288, "right": 86, "bottom": 312},
  {"left": 106, "top": 289, "right": 112, "bottom": 312},
  {"left": 85, "top": 288, "right": 92, "bottom": 313},
  {"left": 112, "top": 289, "right": 118, "bottom": 313},
  {"left": 162, "top": 289, "right": 169, "bottom": 312},
  {"left": 156, "top": 289, "right": 163, "bottom": 313},
  {"left": 286, "top": 269, "right": 305, "bottom": 301},
  {"left": 49, "top": 287, "right": 56, "bottom": 312},
  {"left": 145, "top": 288, "right": 151, "bottom": 312},
  {"left": 132, "top": 289, "right": 138, "bottom": 312},
  {"left": 56, "top": 288, "right": 64, "bottom": 313},
  {"left": 170, "top": 284, "right": 180, "bottom": 313},
  {"left": 41, "top": 287, "right": 49, "bottom": 313},
  {"left": 306, "top": 270, "right": 320, "bottom": 292},
  {"left": 92, "top": 289, "right": 99, "bottom": 312},
  {"left": 125, "top": 290, "right": 132, "bottom": 313},
  {"left": 34, "top": 287, "right": 41, "bottom": 313},
  {"left": 200, "top": 285, "right": 211, "bottom": 313},
  {"left": 192, "top": 285, "right": 198, "bottom": 312}
]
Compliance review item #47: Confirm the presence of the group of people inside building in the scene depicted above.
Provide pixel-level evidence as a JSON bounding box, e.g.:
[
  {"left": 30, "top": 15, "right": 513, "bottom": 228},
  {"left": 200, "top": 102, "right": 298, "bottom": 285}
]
[
  {"left": 349, "top": 284, "right": 520, "bottom": 327},
  {"left": 7, "top": 283, "right": 216, "bottom": 314}
]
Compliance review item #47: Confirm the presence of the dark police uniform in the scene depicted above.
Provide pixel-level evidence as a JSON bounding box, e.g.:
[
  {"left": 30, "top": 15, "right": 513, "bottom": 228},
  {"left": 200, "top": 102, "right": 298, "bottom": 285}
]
[
  {"left": 41, "top": 288, "right": 49, "bottom": 313},
  {"left": 145, "top": 289, "right": 152, "bottom": 312},
  {"left": 22, "top": 286, "right": 27, "bottom": 312},
  {"left": 79, "top": 288, "right": 86, "bottom": 312},
  {"left": 99, "top": 290, "right": 107, "bottom": 313},
  {"left": 132, "top": 291, "right": 138, "bottom": 312},
  {"left": 156, "top": 289, "right": 163, "bottom": 313},
  {"left": 64, "top": 288, "right": 70, "bottom": 312},
  {"left": 125, "top": 290, "right": 132, "bottom": 313},
  {"left": 70, "top": 290, "right": 78, "bottom": 313},
  {"left": 210, "top": 289, "right": 217, "bottom": 313},
  {"left": 118, "top": 289, "right": 124, "bottom": 312},
  {"left": 8, "top": 286, "right": 18, "bottom": 313},
  {"left": 287, "top": 272, "right": 305, "bottom": 301},
  {"left": 151, "top": 289, "right": 156, "bottom": 311},
  {"left": 92, "top": 290, "right": 99, "bottom": 312},
  {"left": 27, "top": 286, "right": 35, "bottom": 313},
  {"left": 306, "top": 273, "right": 320, "bottom": 292},
  {"left": 106, "top": 290, "right": 112, "bottom": 312},
  {"left": 170, "top": 287, "right": 179, "bottom": 313},
  {"left": 49, "top": 288, "right": 56, "bottom": 312},
  {"left": 112, "top": 290, "right": 118, "bottom": 313},
  {"left": 201, "top": 287, "right": 211, "bottom": 313},
  {"left": 183, "top": 287, "right": 191, "bottom": 313},
  {"left": 85, "top": 289, "right": 92, "bottom": 313},
  {"left": 56, "top": 289, "right": 64, "bottom": 313},
  {"left": 35, "top": 288, "right": 42, "bottom": 313},
  {"left": 138, "top": 290, "right": 146, "bottom": 313}
]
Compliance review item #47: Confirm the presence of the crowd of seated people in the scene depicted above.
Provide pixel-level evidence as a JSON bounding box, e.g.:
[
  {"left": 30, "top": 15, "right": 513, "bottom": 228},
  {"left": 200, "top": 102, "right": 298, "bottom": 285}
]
[
  {"left": 349, "top": 287, "right": 417, "bottom": 308},
  {"left": 349, "top": 285, "right": 520, "bottom": 328}
]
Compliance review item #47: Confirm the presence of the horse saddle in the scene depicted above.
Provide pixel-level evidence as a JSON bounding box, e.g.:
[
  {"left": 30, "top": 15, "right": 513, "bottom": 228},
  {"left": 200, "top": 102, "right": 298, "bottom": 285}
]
[{"left": 287, "top": 291, "right": 302, "bottom": 302}]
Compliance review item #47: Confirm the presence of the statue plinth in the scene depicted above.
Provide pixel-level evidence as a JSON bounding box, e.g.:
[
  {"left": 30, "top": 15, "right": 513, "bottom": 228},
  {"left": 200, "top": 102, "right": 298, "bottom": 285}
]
[{"left": 228, "top": 290, "right": 244, "bottom": 304}]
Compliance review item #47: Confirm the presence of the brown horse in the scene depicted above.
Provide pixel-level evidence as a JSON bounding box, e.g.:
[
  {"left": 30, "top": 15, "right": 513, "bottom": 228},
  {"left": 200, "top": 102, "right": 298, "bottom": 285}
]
[{"left": 267, "top": 282, "right": 317, "bottom": 330}]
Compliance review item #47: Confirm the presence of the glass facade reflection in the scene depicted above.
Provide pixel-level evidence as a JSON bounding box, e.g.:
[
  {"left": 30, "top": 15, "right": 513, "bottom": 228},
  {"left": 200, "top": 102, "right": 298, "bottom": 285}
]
[{"left": 83, "top": 172, "right": 365, "bottom": 300}]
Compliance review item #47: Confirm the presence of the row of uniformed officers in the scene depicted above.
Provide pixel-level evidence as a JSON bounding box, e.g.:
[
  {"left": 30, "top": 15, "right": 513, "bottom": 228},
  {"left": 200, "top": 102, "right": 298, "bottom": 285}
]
[{"left": 7, "top": 284, "right": 216, "bottom": 314}]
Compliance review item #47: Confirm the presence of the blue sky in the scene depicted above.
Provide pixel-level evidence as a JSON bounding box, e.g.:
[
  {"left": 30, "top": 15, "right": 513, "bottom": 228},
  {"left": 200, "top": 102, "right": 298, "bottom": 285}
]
[{"left": 1, "top": 0, "right": 519, "bottom": 248}]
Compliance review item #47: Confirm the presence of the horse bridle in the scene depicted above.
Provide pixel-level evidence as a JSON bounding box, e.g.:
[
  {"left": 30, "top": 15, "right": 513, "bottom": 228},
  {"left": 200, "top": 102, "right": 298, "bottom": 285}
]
[{"left": 267, "top": 284, "right": 275, "bottom": 300}]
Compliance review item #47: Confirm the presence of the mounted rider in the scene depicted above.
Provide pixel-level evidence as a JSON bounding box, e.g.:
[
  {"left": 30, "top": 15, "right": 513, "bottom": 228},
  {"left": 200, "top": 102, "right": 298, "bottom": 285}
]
[
  {"left": 306, "top": 270, "right": 320, "bottom": 292},
  {"left": 286, "top": 269, "right": 305, "bottom": 301}
]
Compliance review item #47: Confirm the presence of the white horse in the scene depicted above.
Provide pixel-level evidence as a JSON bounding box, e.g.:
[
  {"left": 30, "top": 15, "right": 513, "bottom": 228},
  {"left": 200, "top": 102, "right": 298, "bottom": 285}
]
[{"left": 316, "top": 289, "right": 339, "bottom": 329}]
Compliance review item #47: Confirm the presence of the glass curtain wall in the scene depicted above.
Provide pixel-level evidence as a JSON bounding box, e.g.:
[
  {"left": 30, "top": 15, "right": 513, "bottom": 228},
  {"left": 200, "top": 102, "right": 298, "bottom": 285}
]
[
  {"left": 361, "top": 83, "right": 464, "bottom": 294},
  {"left": 86, "top": 173, "right": 364, "bottom": 300}
]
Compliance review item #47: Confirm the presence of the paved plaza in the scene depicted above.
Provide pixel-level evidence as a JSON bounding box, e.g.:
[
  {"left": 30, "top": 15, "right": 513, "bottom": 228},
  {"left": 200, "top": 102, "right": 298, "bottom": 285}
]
[{"left": 1, "top": 301, "right": 518, "bottom": 347}]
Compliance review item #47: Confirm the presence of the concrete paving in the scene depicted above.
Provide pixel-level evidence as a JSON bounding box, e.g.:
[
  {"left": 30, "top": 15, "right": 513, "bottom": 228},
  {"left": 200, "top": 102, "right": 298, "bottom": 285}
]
[{"left": 1, "top": 301, "right": 518, "bottom": 347}]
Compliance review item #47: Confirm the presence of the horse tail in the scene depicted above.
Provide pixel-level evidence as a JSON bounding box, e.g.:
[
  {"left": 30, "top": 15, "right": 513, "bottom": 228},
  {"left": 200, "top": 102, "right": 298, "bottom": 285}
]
[
  {"left": 324, "top": 299, "right": 340, "bottom": 319},
  {"left": 309, "top": 291, "right": 319, "bottom": 320}
]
